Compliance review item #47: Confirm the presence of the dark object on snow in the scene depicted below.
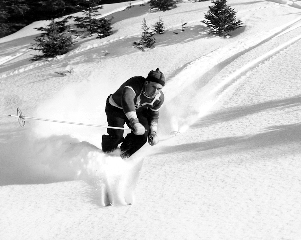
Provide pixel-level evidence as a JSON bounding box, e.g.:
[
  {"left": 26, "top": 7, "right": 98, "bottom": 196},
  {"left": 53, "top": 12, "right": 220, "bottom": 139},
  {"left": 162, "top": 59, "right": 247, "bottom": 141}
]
[
  {"left": 133, "top": 18, "right": 156, "bottom": 51},
  {"left": 31, "top": 18, "right": 74, "bottom": 60},
  {"left": 150, "top": 0, "right": 177, "bottom": 11},
  {"left": 202, "top": 0, "right": 243, "bottom": 37},
  {"left": 153, "top": 17, "right": 165, "bottom": 34},
  {"left": 102, "top": 70, "right": 165, "bottom": 158}
]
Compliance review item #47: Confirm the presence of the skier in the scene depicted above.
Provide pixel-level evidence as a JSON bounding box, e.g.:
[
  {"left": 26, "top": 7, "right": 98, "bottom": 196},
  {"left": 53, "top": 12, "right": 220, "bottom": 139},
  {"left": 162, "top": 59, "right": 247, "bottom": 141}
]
[{"left": 102, "top": 68, "right": 165, "bottom": 158}]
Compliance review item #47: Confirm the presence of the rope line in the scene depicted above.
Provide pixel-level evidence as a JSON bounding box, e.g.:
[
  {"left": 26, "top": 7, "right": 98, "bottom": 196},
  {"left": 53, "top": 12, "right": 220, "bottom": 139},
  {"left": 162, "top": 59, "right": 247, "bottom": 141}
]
[{"left": 7, "top": 108, "right": 129, "bottom": 130}]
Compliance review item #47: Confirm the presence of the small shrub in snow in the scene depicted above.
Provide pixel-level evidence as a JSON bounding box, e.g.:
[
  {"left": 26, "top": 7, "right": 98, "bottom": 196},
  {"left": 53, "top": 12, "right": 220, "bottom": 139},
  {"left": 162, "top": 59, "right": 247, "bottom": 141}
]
[
  {"left": 31, "top": 18, "right": 74, "bottom": 60},
  {"left": 181, "top": 21, "right": 187, "bottom": 31},
  {"left": 153, "top": 17, "right": 165, "bottom": 34},
  {"left": 126, "top": 1, "right": 132, "bottom": 9},
  {"left": 133, "top": 18, "right": 156, "bottom": 51},
  {"left": 202, "top": 0, "right": 243, "bottom": 37},
  {"left": 150, "top": 0, "right": 177, "bottom": 11}
]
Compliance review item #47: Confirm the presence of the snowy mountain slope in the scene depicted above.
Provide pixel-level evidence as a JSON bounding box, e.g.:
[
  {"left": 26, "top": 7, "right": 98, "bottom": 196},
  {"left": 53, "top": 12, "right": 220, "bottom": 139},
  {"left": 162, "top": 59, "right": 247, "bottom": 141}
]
[{"left": 1, "top": 0, "right": 301, "bottom": 239}]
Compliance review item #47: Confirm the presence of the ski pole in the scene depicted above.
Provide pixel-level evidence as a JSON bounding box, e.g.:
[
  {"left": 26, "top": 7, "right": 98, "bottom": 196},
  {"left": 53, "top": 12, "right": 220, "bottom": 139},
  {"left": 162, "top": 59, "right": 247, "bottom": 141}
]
[{"left": 8, "top": 108, "right": 129, "bottom": 130}]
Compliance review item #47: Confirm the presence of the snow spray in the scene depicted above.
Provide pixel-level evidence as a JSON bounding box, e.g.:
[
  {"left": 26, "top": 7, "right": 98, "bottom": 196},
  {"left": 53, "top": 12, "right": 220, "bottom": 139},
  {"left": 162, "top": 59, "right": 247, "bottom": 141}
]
[{"left": 1, "top": 68, "right": 144, "bottom": 206}]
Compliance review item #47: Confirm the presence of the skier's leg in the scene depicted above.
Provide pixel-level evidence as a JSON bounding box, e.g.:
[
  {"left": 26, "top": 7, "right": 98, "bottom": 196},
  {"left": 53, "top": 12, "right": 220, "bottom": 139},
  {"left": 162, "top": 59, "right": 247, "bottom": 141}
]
[
  {"left": 121, "top": 114, "right": 150, "bottom": 158},
  {"left": 102, "top": 129, "right": 125, "bottom": 153},
  {"left": 102, "top": 97, "right": 126, "bottom": 152}
]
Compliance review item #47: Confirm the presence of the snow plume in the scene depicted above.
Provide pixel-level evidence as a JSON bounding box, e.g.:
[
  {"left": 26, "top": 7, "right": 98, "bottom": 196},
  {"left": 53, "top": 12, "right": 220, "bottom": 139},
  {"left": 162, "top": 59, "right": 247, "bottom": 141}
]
[
  {"left": 0, "top": 52, "right": 221, "bottom": 206},
  {"left": 0, "top": 130, "right": 141, "bottom": 206},
  {"left": 3, "top": 64, "right": 144, "bottom": 206},
  {"left": 0, "top": 133, "right": 87, "bottom": 185},
  {"left": 161, "top": 59, "right": 222, "bottom": 135},
  {"left": 32, "top": 81, "right": 107, "bottom": 145},
  {"left": 86, "top": 151, "right": 143, "bottom": 206}
]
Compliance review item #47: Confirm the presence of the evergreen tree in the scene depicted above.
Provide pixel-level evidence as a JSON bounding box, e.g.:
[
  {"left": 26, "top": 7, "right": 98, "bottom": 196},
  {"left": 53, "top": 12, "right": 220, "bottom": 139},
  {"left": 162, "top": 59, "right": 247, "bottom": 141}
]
[
  {"left": 0, "top": 0, "right": 30, "bottom": 37},
  {"left": 94, "top": 18, "right": 113, "bottom": 39},
  {"left": 26, "top": 0, "right": 89, "bottom": 21},
  {"left": 63, "top": 0, "right": 94, "bottom": 16},
  {"left": 141, "top": 19, "right": 155, "bottom": 48},
  {"left": 0, "top": 6, "right": 9, "bottom": 37},
  {"left": 150, "top": 0, "right": 177, "bottom": 11},
  {"left": 6, "top": 0, "right": 30, "bottom": 20},
  {"left": 202, "top": 0, "right": 242, "bottom": 37},
  {"left": 73, "top": 0, "right": 103, "bottom": 35},
  {"left": 36, "top": 0, "right": 67, "bottom": 19},
  {"left": 153, "top": 17, "right": 165, "bottom": 34},
  {"left": 0, "top": 0, "right": 104, "bottom": 38},
  {"left": 31, "top": 18, "right": 74, "bottom": 60},
  {"left": 133, "top": 18, "right": 156, "bottom": 51}
]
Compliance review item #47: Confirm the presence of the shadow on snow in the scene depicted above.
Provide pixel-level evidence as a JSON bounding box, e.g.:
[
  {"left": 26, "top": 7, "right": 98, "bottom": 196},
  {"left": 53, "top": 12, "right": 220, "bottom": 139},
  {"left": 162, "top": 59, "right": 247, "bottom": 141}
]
[
  {"left": 195, "top": 94, "right": 301, "bottom": 128},
  {"left": 157, "top": 122, "right": 301, "bottom": 156},
  {"left": 157, "top": 95, "right": 301, "bottom": 156}
]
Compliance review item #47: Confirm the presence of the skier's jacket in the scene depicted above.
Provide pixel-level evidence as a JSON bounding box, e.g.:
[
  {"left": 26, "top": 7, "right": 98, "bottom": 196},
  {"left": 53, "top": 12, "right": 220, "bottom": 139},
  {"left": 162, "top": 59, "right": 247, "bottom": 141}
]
[{"left": 109, "top": 76, "right": 164, "bottom": 123}]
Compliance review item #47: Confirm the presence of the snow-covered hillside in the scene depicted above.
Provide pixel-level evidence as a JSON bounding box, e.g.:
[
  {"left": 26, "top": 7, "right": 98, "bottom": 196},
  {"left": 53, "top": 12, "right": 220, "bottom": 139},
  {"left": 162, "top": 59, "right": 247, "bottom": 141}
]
[{"left": 1, "top": 0, "right": 301, "bottom": 239}]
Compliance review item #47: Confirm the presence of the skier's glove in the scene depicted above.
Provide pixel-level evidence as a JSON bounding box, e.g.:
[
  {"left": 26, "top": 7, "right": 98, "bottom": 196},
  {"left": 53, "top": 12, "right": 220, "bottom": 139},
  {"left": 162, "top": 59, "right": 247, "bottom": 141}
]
[
  {"left": 129, "top": 118, "right": 145, "bottom": 135},
  {"left": 148, "top": 131, "right": 159, "bottom": 146}
]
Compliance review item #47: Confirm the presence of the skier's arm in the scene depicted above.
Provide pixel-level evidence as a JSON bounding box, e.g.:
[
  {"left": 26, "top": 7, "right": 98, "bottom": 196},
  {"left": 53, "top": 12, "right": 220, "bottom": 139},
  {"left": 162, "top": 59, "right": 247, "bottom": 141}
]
[
  {"left": 121, "top": 86, "right": 136, "bottom": 115},
  {"left": 148, "top": 104, "right": 163, "bottom": 146},
  {"left": 149, "top": 93, "right": 164, "bottom": 133},
  {"left": 148, "top": 109, "right": 159, "bottom": 133},
  {"left": 122, "top": 87, "right": 145, "bottom": 135},
  {"left": 148, "top": 109, "right": 160, "bottom": 146}
]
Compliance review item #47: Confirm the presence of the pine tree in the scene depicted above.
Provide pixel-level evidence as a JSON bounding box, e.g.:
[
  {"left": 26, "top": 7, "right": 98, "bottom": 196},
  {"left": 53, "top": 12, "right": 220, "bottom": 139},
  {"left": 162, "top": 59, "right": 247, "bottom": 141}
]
[
  {"left": 6, "top": 0, "right": 30, "bottom": 20},
  {"left": 133, "top": 18, "right": 156, "bottom": 51},
  {"left": 141, "top": 19, "right": 156, "bottom": 48},
  {"left": 94, "top": 17, "right": 113, "bottom": 39},
  {"left": 37, "top": 0, "right": 66, "bottom": 19},
  {"left": 150, "top": 0, "right": 177, "bottom": 11},
  {"left": 31, "top": 18, "right": 74, "bottom": 60},
  {"left": 0, "top": 0, "right": 30, "bottom": 36},
  {"left": 153, "top": 17, "right": 165, "bottom": 34},
  {"left": 0, "top": 6, "right": 9, "bottom": 37},
  {"left": 73, "top": 0, "right": 103, "bottom": 36},
  {"left": 0, "top": 0, "right": 103, "bottom": 38},
  {"left": 202, "top": 0, "right": 242, "bottom": 37}
]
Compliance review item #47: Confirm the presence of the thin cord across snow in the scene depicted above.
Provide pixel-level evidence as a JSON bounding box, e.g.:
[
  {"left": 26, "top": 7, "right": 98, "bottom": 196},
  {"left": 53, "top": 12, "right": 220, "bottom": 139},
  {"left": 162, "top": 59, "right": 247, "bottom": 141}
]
[{"left": 7, "top": 108, "right": 129, "bottom": 130}]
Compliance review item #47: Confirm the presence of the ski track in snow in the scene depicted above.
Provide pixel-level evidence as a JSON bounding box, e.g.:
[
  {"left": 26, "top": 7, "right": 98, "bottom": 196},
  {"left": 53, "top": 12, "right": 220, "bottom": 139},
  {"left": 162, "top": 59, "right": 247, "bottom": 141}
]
[
  {"left": 1, "top": 1, "right": 301, "bottom": 239},
  {"left": 1, "top": 3, "right": 301, "bottom": 206},
  {"left": 162, "top": 16, "right": 301, "bottom": 132},
  {"left": 0, "top": 48, "right": 30, "bottom": 66},
  {"left": 40, "top": 14, "right": 301, "bottom": 207},
  {"left": 211, "top": 23, "right": 301, "bottom": 104},
  {"left": 1, "top": 0, "right": 297, "bottom": 80}
]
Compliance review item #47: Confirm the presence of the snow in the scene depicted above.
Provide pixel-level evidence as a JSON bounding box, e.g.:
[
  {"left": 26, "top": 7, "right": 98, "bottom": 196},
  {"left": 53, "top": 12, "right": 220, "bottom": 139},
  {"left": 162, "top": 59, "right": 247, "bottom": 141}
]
[{"left": 1, "top": 0, "right": 301, "bottom": 239}]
